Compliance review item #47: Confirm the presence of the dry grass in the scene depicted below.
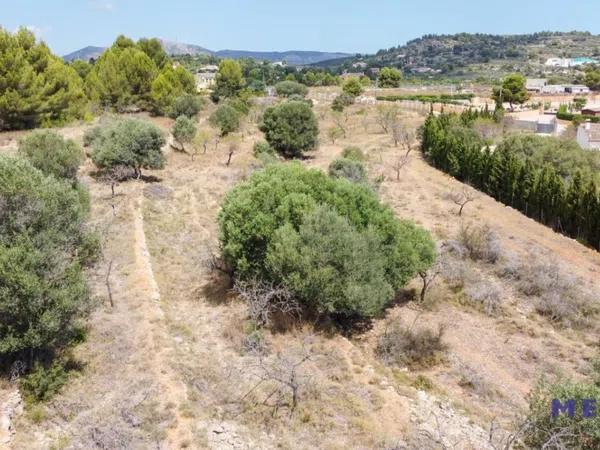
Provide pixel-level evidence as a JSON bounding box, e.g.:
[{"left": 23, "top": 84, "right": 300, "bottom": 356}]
[{"left": 2, "top": 93, "right": 600, "bottom": 449}]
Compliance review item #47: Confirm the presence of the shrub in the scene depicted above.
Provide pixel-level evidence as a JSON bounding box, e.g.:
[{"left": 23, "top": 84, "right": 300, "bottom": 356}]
[
  {"left": 226, "top": 97, "right": 251, "bottom": 116},
  {"left": 83, "top": 125, "right": 104, "bottom": 147},
  {"left": 288, "top": 94, "right": 312, "bottom": 106},
  {"left": 376, "top": 321, "right": 446, "bottom": 368},
  {"left": 456, "top": 224, "right": 501, "bottom": 263},
  {"left": 168, "top": 93, "right": 204, "bottom": 118},
  {"left": 274, "top": 80, "right": 308, "bottom": 98},
  {"left": 327, "top": 126, "right": 344, "bottom": 144},
  {"left": 218, "top": 163, "right": 436, "bottom": 319},
  {"left": 328, "top": 158, "right": 367, "bottom": 183},
  {"left": 259, "top": 101, "right": 319, "bottom": 158},
  {"left": 18, "top": 131, "right": 84, "bottom": 181},
  {"left": 20, "top": 361, "right": 70, "bottom": 403},
  {"left": 332, "top": 93, "right": 355, "bottom": 112},
  {"left": 90, "top": 118, "right": 166, "bottom": 177},
  {"left": 341, "top": 146, "right": 365, "bottom": 161},
  {"left": 0, "top": 156, "right": 92, "bottom": 360},
  {"left": 266, "top": 205, "right": 395, "bottom": 317},
  {"left": 341, "top": 78, "right": 364, "bottom": 97},
  {"left": 525, "top": 376, "right": 600, "bottom": 450},
  {"left": 209, "top": 104, "right": 241, "bottom": 136},
  {"left": 172, "top": 115, "right": 197, "bottom": 150},
  {"left": 253, "top": 141, "right": 275, "bottom": 157},
  {"left": 464, "top": 280, "right": 502, "bottom": 315}
]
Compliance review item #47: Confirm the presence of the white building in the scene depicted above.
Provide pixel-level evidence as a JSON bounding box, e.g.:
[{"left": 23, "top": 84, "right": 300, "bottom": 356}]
[
  {"left": 195, "top": 65, "right": 219, "bottom": 90},
  {"left": 565, "top": 85, "right": 591, "bottom": 94},
  {"left": 577, "top": 122, "right": 600, "bottom": 150},
  {"left": 540, "top": 85, "right": 565, "bottom": 94},
  {"left": 526, "top": 78, "right": 547, "bottom": 92},
  {"left": 544, "top": 58, "right": 570, "bottom": 68}
]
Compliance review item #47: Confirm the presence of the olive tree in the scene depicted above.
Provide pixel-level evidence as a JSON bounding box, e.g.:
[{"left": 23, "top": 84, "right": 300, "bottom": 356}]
[
  {"left": 259, "top": 101, "right": 319, "bottom": 158},
  {"left": 218, "top": 163, "right": 436, "bottom": 320},
  {"left": 18, "top": 130, "right": 84, "bottom": 182},
  {"left": 172, "top": 115, "right": 197, "bottom": 151},
  {"left": 90, "top": 118, "right": 166, "bottom": 178},
  {"left": 342, "top": 78, "right": 364, "bottom": 97},
  {"left": 209, "top": 104, "right": 241, "bottom": 136},
  {"left": 275, "top": 80, "right": 308, "bottom": 98}
]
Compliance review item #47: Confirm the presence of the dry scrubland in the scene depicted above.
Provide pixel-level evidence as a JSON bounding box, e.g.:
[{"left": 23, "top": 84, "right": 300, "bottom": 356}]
[{"left": 1, "top": 87, "right": 600, "bottom": 449}]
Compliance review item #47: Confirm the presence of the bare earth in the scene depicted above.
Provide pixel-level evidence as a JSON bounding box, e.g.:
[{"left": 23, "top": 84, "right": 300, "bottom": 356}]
[{"left": 1, "top": 91, "right": 599, "bottom": 449}]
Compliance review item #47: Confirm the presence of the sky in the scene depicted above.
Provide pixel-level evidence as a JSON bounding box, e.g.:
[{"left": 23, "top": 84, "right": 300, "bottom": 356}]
[{"left": 2, "top": 0, "right": 600, "bottom": 56}]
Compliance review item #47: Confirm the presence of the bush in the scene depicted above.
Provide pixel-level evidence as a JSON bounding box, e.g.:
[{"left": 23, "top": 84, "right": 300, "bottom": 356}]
[
  {"left": 83, "top": 125, "right": 104, "bottom": 147},
  {"left": 0, "top": 156, "right": 92, "bottom": 360},
  {"left": 328, "top": 158, "right": 367, "bottom": 183},
  {"left": 18, "top": 131, "right": 84, "bottom": 182},
  {"left": 209, "top": 104, "right": 241, "bottom": 136},
  {"left": 515, "top": 254, "right": 595, "bottom": 328},
  {"left": 226, "top": 97, "right": 251, "bottom": 116},
  {"left": 172, "top": 115, "right": 197, "bottom": 149},
  {"left": 341, "top": 78, "right": 363, "bottom": 97},
  {"left": 376, "top": 321, "right": 446, "bottom": 368},
  {"left": 266, "top": 205, "right": 395, "bottom": 317},
  {"left": 275, "top": 80, "right": 308, "bottom": 98},
  {"left": 259, "top": 101, "right": 319, "bottom": 158},
  {"left": 168, "top": 93, "right": 204, "bottom": 118},
  {"left": 456, "top": 224, "right": 501, "bottom": 263},
  {"left": 218, "top": 163, "right": 436, "bottom": 319},
  {"left": 465, "top": 280, "right": 502, "bottom": 316},
  {"left": 341, "top": 146, "right": 365, "bottom": 161},
  {"left": 253, "top": 141, "right": 275, "bottom": 157},
  {"left": 90, "top": 118, "right": 166, "bottom": 177},
  {"left": 525, "top": 376, "right": 600, "bottom": 450},
  {"left": 332, "top": 93, "right": 355, "bottom": 112},
  {"left": 20, "top": 361, "right": 70, "bottom": 403}
]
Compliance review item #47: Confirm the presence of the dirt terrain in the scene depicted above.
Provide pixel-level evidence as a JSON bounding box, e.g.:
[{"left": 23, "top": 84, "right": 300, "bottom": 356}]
[{"left": 1, "top": 93, "right": 600, "bottom": 449}]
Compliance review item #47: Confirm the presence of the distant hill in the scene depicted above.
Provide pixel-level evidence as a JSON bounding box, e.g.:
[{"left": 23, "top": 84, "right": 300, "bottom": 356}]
[
  {"left": 63, "top": 40, "right": 350, "bottom": 65},
  {"left": 159, "top": 39, "right": 212, "bottom": 56},
  {"left": 314, "top": 31, "right": 600, "bottom": 79},
  {"left": 63, "top": 46, "right": 106, "bottom": 62},
  {"left": 214, "top": 49, "right": 350, "bottom": 65}
]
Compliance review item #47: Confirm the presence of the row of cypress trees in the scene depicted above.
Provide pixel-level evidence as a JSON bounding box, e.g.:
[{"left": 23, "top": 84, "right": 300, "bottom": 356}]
[{"left": 420, "top": 110, "right": 600, "bottom": 250}]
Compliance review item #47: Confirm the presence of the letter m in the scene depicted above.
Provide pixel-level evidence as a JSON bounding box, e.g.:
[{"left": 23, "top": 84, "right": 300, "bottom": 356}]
[{"left": 552, "top": 399, "right": 575, "bottom": 418}]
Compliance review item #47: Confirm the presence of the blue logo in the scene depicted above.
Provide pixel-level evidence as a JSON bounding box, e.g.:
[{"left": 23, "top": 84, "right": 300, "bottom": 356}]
[{"left": 552, "top": 399, "right": 597, "bottom": 418}]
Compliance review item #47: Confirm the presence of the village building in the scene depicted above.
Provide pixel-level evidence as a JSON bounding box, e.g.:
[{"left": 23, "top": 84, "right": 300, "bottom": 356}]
[
  {"left": 581, "top": 106, "right": 600, "bottom": 117},
  {"left": 195, "top": 64, "right": 219, "bottom": 90},
  {"left": 577, "top": 122, "right": 600, "bottom": 150},
  {"left": 526, "top": 78, "right": 547, "bottom": 93},
  {"left": 565, "top": 85, "right": 591, "bottom": 94}
]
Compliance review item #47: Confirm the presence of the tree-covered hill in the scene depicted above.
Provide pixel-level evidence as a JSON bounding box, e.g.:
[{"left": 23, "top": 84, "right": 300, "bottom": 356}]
[{"left": 315, "top": 31, "right": 600, "bottom": 81}]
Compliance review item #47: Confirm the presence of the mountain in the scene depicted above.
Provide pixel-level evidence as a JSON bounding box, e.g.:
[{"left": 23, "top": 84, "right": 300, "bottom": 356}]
[
  {"left": 159, "top": 39, "right": 212, "bottom": 56},
  {"left": 63, "top": 46, "right": 106, "bottom": 62},
  {"left": 63, "top": 40, "right": 350, "bottom": 65},
  {"left": 213, "top": 50, "right": 350, "bottom": 65},
  {"left": 314, "top": 31, "right": 600, "bottom": 78}
]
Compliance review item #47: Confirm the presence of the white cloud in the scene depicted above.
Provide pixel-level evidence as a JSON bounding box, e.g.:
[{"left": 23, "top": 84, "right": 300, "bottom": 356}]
[{"left": 88, "top": 1, "right": 115, "bottom": 11}]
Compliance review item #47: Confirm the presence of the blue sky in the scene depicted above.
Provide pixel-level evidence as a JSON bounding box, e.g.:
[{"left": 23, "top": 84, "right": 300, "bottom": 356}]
[{"left": 3, "top": 0, "right": 600, "bottom": 55}]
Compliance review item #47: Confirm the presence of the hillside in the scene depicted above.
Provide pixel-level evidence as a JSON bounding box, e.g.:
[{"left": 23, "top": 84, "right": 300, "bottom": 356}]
[
  {"left": 63, "top": 40, "right": 350, "bottom": 65},
  {"left": 63, "top": 45, "right": 106, "bottom": 62},
  {"left": 2, "top": 89, "right": 600, "bottom": 448},
  {"left": 315, "top": 31, "right": 600, "bottom": 80}
]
